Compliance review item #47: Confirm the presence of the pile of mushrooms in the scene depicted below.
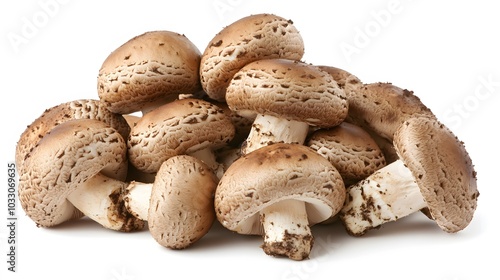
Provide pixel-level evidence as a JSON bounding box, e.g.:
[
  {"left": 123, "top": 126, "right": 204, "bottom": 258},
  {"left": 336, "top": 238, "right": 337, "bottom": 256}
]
[{"left": 16, "top": 13, "right": 479, "bottom": 260}]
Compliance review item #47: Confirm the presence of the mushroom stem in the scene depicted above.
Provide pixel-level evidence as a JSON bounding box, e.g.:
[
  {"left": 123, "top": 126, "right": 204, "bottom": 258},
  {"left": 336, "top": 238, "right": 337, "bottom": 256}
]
[
  {"left": 242, "top": 114, "right": 309, "bottom": 154},
  {"left": 260, "top": 199, "right": 313, "bottom": 261},
  {"left": 66, "top": 173, "right": 145, "bottom": 232},
  {"left": 340, "top": 159, "right": 427, "bottom": 236},
  {"left": 123, "top": 181, "right": 153, "bottom": 221},
  {"left": 188, "top": 148, "right": 224, "bottom": 179}
]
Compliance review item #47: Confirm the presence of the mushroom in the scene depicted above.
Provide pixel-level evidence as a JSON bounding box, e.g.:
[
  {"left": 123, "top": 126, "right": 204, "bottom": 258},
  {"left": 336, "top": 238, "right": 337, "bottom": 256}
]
[
  {"left": 345, "top": 82, "right": 435, "bottom": 142},
  {"left": 127, "top": 98, "right": 235, "bottom": 177},
  {"left": 200, "top": 13, "right": 305, "bottom": 102},
  {"left": 15, "top": 99, "right": 130, "bottom": 174},
  {"left": 318, "top": 66, "right": 399, "bottom": 163},
  {"left": 307, "top": 121, "right": 386, "bottom": 186},
  {"left": 18, "top": 119, "right": 144, "bottom": 231},
  {"left": 226, "top": 58, "right": 348, "bottom": 154},
  {"left": 340, "top": 115, "right": 479, "bottom": 236},
  {"left": 98, "top": 31, "right": 202, "bottom": 115},
  {"left": 125, "top": 155, "right": 218, "bottom": 249},
  {"left": 215, "top": 143, "right": 346, "bottom": 260}
]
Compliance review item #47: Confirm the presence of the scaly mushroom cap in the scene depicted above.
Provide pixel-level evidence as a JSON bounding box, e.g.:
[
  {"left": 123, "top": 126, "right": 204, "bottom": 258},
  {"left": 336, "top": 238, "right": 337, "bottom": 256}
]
[
  {"left": 215, "top": 143, "right": 345, "bottom": 235},
  {"left": 307, "top": 122, "right": 386, "bottom": 186},
  {"left": 19, "top": 119, "right": 129, "bottom": 227},
  {"left": 148, "top": 155, "right": 218, "bottom": 249},
  {"left": 346, "top": 82, "right": 434, "bottom": 141},
  {"left": 226, "top": 59, "right": 348, "bottom": 128},
  {"left": 128, "top": 98, "right": 235, "bottom": 173},
  {"left": 15, "top": 99, "right": 130, "bottom": 172},
  {"left": 98, "top": 31, "right": 202, "bottom": 114},
  {"left": 200, "top": 13, "right": 305, "bottom": 102},
  {"left": 394, "top": 115, "right": 479, "bottom": 233}
]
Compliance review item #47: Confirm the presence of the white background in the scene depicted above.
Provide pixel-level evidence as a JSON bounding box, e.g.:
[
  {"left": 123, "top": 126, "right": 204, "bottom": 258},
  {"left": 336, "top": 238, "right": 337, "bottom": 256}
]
[{"left": 1, "top": 0, "right": 498, "bottom": 279}]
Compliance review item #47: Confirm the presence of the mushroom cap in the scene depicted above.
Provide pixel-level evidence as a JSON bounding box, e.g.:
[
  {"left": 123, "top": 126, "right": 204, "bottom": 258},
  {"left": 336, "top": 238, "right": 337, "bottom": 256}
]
[
  {"left": 307, "top": 122, "right": 386, "bottom": 186},
  {"left": 98, "top": 31, "right": 202, "bottom": 114},
  {"left": 15, "top": 99, "right": 130, "bottom": 171},
  {"left": 346, "top": 82, "right": 434, "bottom": 141},
  {"left": 200, "top": 13, "right": 305, "bottom": 102},
  {"left": 148, "top": 155, "right": 218, "bottom": 249},
  {"left": 19, "top": 119, "right": 128, "bottom": 227},
  {"left": 215, "top": 143, "right": 346, "bottom": 235},
  {"left": 226, "top": 59, "right": 348, "bottom": 128},
  {"left": 127, "top": 98, "right": 235, "bottom": 173},
  {"left": 393, "top": 115, "right": 479, "bottom": 233},
  {"left": 317, "top": 65, "right": 363, "bottom": 98}
]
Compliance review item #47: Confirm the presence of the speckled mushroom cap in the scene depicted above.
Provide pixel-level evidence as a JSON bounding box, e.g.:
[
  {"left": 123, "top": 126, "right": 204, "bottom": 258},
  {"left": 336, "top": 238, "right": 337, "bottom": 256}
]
[
  {"left": 393, "top": 115, "right": 479, "bottom": 233},
  {"left": 317, "top": 65, "right": 363, "bottom": 98},
  {"left": 148, "top": 155, "right": 218, "bottom": 249},
  {"left": 215, "top": 143, "right": 346, "bottom": 235},
  {"left": 98, "top": 31, "right": 202, "bottom": 114},
  {"left": 346, "top": 82, "right": 434, "bottom": 141},
  {"left": 226, "top": 59, "right": 348, "bottom": 127},
  {"left": 307, "top": 122, "right": 386, "bottom": 186},
  {"left": 19, "top": 119, "right": 129, "bottom": 227},
  {"left": 200, "top": 13, "right": 305, "bottom": 102},
  {"left": 15, "top": 99, "right": 130, "bottom": 172},
  {"left": 128, "top": 98, "right": 235, "bottom": 173}
]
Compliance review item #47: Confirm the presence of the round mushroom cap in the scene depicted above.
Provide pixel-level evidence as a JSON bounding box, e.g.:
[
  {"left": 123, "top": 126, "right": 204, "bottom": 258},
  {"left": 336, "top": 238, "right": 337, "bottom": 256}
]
[
  {"left": 19, "top": 119, "right": 128, "bottom": 227},
  {"left": 226, "top": 59, "right": 348, "bottom": 128},
  {"left": 200, "top": 13, "right": 305, "bottom": 102},
  {"left": 307, "top": 122, "right": 386, "bottom": 186},
  {"left": 215, "top": 143, "right": 346, "bottom": 235},
  {"left": 346, "top": 82, "right": 434, "bottom": 141},
  {"left": 98, "top": 31, "right": 202, "bottom": 114},
  {"left": 15, "top": 99, "right": 130, "bottom": 172},
  {"left": 393, "top": 115, "right": 479, "bottom": 233},
  {"left": 128, "top": 98, "right": 235, "bottom": 173},
  {"left": 148, "top": 155, "right": 218, "bottom": 249}
]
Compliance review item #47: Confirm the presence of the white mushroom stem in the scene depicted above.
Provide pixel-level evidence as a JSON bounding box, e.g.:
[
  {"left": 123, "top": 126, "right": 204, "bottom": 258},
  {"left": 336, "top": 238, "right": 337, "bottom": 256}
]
[
  {"left": 260, "top": 199, "right": 313, "bottom": 261},
  {"left": 188, "top": 148, "right": 224, "bottom": 179},
  {"left": 67, "top": 173, "right": 144, "bottom": 231},
  {"left": 123, "top": 181, "right": 153, "bottom": 221},
  {"left": 242, "top": 114, "right": 309, "bottom": 154},
  {"left": 340, "top": 159, "right": 427, "bottom": 236}
]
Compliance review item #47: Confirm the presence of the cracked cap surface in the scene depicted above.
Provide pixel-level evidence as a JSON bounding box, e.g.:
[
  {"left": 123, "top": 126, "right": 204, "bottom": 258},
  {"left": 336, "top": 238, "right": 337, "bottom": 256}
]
[
  {"left": 226, "top": 59, "right": 348, "bottom": 128},
  {"left": 98, "top": 31, "right": 202, "bottom": 114},
  {"left": 200, "top": 13, "right": 305, "bottom": 102},
  {"left": 394, "top": 115, "right": 479, "bottom": 233},
  {"left": 215, "top": 143, "right": 346, "bottom": 235}
]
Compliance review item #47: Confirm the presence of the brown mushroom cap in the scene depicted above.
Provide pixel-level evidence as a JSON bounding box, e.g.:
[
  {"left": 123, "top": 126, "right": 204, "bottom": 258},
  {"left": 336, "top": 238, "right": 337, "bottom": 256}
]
[
  {"left": 317, "top": 65, "right": 363, "bottom": 98},
  {"left": 127, "top": 98, "right": 235, "bottom": 173},
  {"left": 15, "top": 99, "right": 130, "bottom": 172},
  {"left": 200, "top": 13, "right": 305, "bottom": 102},
  {"left": 346, "top": 82, "right": 434, "bottom": 141},
  {"left": 393, "top": 115, "right": 479, "bottom": 233},
  {"left": 307, "top": 122, "right": 386, "bottom": 186},
  {"left": 98, "top": 31, "right": 202, "bottom": 114},
  {"left": 226, "top": 59, "right": 348, "bottom": 128},
  {"left": 148, "top": 155, "right": 218, "bottom": 249},
  {"left": 19, "top": 119, "right": 131, "bottom": 227},
  {"left": 215, "top": 143, "right": 345, "bottom": 235}
]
